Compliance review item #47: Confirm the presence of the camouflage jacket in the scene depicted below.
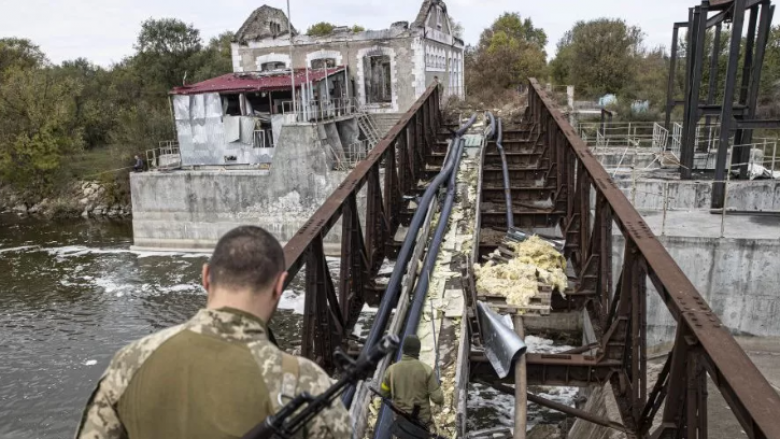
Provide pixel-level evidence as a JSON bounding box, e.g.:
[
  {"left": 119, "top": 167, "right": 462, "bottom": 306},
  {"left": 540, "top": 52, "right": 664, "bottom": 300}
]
[{"left": 75, "top": 307, "right": 351, "bottom": 439}]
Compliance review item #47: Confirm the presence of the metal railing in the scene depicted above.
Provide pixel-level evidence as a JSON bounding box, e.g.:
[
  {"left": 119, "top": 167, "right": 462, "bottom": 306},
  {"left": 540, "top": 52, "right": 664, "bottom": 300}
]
[
  {"left": 343, "top": 140, "right": 369, "bottom": 169},
  {"left": 525, "top": 78, "right": 780, "bottom": 438},
  {"left": 253, "top": 129, "right": 274, "bottom": 149},
  {"left": 281, "top": 97, "right": 359, "bottom": 123},
  {"left": 146, "top": 141, "right": 181, "bottom": 170},
  {"left": 581, "top": 122, "right": 659, "bottom": 150}
]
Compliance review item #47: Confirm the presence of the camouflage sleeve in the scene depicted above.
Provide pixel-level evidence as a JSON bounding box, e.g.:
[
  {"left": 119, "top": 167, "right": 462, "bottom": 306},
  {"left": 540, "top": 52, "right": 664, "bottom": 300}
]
[
  {"left": 74, "top": 355, "right": 129, "bottom": 438},
  {"left": 74, "top": 325, "right": 185, "bottom": 439},
  {"left": 297, "top": 358, "right": 352, "bottom": 439}
]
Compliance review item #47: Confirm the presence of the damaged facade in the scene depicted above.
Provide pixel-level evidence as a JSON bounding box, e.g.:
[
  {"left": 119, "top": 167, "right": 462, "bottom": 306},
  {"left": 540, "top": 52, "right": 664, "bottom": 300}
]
[
  {"left": 169, "top": 67, "right": 348, "bottom": 166},
  {"left": 231, "top": 0, "right": 465, "bottom": 113}
]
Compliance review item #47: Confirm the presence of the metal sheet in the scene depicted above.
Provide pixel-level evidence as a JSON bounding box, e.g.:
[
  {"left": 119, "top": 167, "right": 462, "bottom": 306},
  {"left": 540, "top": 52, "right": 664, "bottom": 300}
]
[
  {"left": 476, "top": 301, "right": 526, "bottom": 379},
  {"left": 224, "top": 116, "right": 240, "bottom": 143}
]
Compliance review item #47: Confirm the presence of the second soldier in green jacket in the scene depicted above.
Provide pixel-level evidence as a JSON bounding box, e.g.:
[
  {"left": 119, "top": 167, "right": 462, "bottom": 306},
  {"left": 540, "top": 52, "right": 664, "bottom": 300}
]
[{"left": 379, "top": 335, "right": 444, "bottom": 429}]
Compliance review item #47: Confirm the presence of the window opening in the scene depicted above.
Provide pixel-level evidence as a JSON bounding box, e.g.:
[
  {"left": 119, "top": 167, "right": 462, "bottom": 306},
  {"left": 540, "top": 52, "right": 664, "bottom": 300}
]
[{"left": 364, "top": 55, "right": 392, "bottom": 103}]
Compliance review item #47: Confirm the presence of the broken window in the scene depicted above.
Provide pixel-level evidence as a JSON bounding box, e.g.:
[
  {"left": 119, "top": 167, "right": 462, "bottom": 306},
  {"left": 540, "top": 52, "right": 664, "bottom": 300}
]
[
  {"left": 311, "top": 58, "right": 336, "bottom": 70},
  {"left": 363, "top": 55, "right": 392, "bottom": 104},
  {"left": 260, "top": 61, "right": 286, "bottom": 72},
  {"left": 269, "top": 21, "right": 282, "bottom": 35},
  {"left": 222, "top": 94, "right": 242, "bottom": 116}
]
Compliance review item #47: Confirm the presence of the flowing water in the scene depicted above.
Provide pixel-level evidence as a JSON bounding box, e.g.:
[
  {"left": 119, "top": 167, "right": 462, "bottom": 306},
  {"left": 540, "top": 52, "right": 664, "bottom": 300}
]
[
  {"left": 0, "top": 214, "right": 573, "bottom": 439},
  {"left": 0, "top": 214, "right": 366, "bottom": 439}
]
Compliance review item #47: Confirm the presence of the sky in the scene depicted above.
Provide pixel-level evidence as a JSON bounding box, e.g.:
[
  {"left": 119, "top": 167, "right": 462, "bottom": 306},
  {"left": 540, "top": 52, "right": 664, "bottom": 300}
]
[{"left": 0, "top": 0, "right": 775, "bottom": 67}]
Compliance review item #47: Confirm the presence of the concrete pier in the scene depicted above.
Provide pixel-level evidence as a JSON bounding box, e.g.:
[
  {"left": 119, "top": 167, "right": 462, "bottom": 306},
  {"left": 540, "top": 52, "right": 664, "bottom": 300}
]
[{"left": 131, "top": 121, "right": 362, "bottom": 252}]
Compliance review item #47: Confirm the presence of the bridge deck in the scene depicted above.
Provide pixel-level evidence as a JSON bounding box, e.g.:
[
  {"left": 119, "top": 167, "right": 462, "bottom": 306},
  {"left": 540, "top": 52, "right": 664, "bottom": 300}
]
[{"left": 275, "top": 80, "right": 780, "bottom": 439}]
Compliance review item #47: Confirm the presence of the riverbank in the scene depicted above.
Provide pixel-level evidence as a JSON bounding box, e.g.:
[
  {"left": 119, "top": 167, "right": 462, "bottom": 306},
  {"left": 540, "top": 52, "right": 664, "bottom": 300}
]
[{"left": 0, "top": 180, "right": 131, "bottom": 218}]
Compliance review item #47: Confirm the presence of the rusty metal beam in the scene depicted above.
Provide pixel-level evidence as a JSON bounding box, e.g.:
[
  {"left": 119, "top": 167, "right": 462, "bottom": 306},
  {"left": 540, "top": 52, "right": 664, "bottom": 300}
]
[
  {"left": 528, "top": 78, "right": 780, "bottom": 439},
  {"left": 283, "top": 84, "right": 438, "bottom": 282},
  {"left": 470, "top": 352, "right": 619, "bottom": 387},
  {"left": 282, "top": 84, "right": 439, "bottom": 371},
  {"left": 476, "top": 379, "right": 627, "bottom": 432}
]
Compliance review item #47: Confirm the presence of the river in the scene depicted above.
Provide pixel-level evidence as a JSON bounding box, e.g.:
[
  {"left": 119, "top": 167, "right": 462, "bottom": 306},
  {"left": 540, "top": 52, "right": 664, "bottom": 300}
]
[
  {"left": 0, "top": 214, "right": 349, "bottom": 439},
  {"left": 0, "top": 214, "right": 574, "bottom": 439}
]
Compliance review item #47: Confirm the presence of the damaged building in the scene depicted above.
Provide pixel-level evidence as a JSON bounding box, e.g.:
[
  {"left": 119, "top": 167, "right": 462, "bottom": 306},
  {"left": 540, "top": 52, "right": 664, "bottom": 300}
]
[
  {"left": 231, "top": 0, "right": 465, "bottom": 117},
  {"left": 130, "top": 0, "right": 464, "bottom": 253}
]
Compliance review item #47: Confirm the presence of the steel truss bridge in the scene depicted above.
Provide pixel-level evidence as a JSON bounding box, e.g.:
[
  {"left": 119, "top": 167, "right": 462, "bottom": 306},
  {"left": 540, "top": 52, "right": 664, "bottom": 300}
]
[{"left": 274, "top": 79, "right": 780, "bottom": 439}]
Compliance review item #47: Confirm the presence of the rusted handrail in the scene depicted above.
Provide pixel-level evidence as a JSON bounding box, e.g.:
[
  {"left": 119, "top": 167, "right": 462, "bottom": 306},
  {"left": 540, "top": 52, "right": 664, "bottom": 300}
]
[
  {"left": 278, "top": 84, "right": 441, "bottom": 371},
  {"left": 528, "top": 77, "right": 780, "bottom": 438}
]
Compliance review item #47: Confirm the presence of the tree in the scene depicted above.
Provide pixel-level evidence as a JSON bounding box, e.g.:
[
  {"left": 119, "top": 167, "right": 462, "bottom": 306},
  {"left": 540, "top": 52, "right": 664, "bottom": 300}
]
[
  {"left": 0, "top": 38, "right": 46, "bottom": 77},
  {"left": 307, "top": 22, "right": 336, "bottom": 36},
  {"left": 134, "top": 18, "right": 202, "bottom": 95},
  {"left": 479, "top": 13, "right": 547, "bottom": 50},
  {"left": 351, "top": 25, "right": 366, "bottom": 33},
  {"left": 466, "top": 13, "right": 548, "bottom": 100},
  {"left": 551, "top": 19, "right": 643, "bottom": 98},
  {"left": 54, "top": 58, "right": 118, "bottom": 149},
  {"left": 191, "top": 31, "right": 234, "bottom": 83},
  {"left": 0, "top": 67, "right": 83, "bottom": 195}
]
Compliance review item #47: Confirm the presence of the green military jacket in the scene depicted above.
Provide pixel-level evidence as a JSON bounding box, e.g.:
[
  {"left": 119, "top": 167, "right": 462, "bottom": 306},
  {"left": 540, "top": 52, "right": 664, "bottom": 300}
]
[
  {"left": 379, "top": 355, "right": 444, "bottom": 425},
  {"left": 75, "top": 307, "right": 350, "bottom": 439}
]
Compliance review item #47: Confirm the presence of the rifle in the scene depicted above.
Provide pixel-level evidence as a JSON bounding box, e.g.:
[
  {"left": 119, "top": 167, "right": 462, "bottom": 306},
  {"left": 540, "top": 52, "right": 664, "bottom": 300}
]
[{"left": 242, "top": 334, "right": 400, "bottom": 439}]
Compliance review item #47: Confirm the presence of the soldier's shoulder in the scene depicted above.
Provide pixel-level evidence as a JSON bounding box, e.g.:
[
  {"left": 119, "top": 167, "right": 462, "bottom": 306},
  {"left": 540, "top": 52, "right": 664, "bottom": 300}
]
[
  {"left": 109, "top": 324, "right": 187, "bottom": 372},
  {"left": 414, "top": 359, "right": 434, "bottom": 375}
]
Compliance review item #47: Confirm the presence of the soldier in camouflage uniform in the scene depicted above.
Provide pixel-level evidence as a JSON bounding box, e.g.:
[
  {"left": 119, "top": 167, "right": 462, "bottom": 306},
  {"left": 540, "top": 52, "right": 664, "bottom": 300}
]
[{"left": 75, "top": 226, "right": 351, "bottom": 439}]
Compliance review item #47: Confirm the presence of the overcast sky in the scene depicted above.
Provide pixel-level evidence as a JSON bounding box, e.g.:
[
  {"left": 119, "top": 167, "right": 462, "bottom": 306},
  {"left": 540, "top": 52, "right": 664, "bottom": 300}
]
[{"left": 0, "top": 0, "right": 774, "bottom": 67}]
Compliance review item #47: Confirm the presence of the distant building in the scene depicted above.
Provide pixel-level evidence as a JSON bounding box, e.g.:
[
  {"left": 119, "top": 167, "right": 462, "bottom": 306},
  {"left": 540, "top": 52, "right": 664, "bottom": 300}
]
[
  {"left": 230, "top": 0, "right": 465, "bottom": 113},
  {"left": 155, "top": 0, "right": 463, "bottom": 169},
  {"left": 169, "top": 67, "right": 348, "bottom": 167}
]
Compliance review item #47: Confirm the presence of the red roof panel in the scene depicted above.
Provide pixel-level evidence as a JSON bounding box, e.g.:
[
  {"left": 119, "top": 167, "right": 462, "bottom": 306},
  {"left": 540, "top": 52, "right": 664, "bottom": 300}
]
[{"left": 170, "top": 66, "right": 345, "bottom": 95}]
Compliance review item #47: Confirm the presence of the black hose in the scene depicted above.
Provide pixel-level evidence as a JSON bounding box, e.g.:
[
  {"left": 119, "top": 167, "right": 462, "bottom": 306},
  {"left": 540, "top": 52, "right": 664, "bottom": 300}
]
[
  {"left": 495, "top": 117, "right": 514, "bottom": 229},
  {"left": 342, "top": 114, "right": 476, "bottom": 406},
  {"left": 373, "top": 137, "right": 466, "bottom": 439},
  {"left": 486, "top": 111, "right": 496, "bottom": 140}
]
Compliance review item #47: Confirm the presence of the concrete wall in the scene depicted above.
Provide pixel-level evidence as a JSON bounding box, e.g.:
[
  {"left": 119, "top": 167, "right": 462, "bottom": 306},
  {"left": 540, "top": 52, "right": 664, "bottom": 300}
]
[
  {"left": 612, "top": 232, "right": 780, "bottom": 346},
  {"left": 131, "top": 123, "right": 356, "bottom": 252},
  {"left": 614, "top": 179, "right": 780, "bottom": 212}
]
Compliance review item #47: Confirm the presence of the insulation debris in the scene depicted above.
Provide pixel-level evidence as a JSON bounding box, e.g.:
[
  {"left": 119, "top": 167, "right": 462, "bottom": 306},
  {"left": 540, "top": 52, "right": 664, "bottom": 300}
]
[{"left": 474, "top": 235, "right": 567, "bottom": 309}]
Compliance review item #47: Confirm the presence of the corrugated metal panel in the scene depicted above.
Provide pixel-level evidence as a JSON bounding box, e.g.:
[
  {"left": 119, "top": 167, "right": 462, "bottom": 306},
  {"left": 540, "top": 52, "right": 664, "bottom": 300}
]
[
  {"left": 171, "top": 66, "right": 345, "bottom": 95},
  {"left": 175, "top": 92, "right": 274, "bottom": 166}
]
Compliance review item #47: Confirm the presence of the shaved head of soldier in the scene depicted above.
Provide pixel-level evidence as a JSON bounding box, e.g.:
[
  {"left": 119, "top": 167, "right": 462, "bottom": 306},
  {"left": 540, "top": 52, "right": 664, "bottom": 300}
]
[{"left": 202, "top": 226, "right": 288, "bottom": 323}]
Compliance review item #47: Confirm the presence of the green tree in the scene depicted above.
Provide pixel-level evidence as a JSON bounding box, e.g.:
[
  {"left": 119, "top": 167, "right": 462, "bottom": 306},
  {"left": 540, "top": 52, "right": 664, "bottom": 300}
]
[
  {"left": 0, "top": 38, "right": 46, "bottom": 77},
  {"left": 552, "top": 19, "right": 643, "bottom": 98},
  {"left": 351, "top": 25, "right": 366, "bottom": 33},
  {"left": 54, "top": 58, "right": 119, "bottom": 149},
  {"left": 134, "top": 18, "right": 202, "bottom": 95},
  {"left": 191, "top": 31, "right": 234, "bottom": 82},
  {"left": 466, "top": 12, "right": 547, "bottom": 100},
  {"left": 0, "top": 67, "right": 83, "bottom": 195},
  {"left": 307, "top": 22, "right": 336, "bottom": 36}
]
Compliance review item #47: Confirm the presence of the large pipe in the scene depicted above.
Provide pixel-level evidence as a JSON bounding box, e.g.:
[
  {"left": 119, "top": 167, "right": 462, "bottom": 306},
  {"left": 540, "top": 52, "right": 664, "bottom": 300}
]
[
  {"left": 343, "top": 114, "right": 476, "bottom": 406},
  {"left": 373, "top": 137, "right": 467, "bottom": 439},
  {"left": 494, "top": 117, "right": 514, "bottom": 230}
]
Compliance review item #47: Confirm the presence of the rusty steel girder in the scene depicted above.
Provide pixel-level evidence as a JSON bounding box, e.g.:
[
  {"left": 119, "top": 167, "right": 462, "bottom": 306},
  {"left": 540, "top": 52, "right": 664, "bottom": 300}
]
[
  {"left": 526, "top": 78, "right": 780, "bottom": 439},
  {"left": 281, "top": 85, "right": 441, "bottom": 371}
]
